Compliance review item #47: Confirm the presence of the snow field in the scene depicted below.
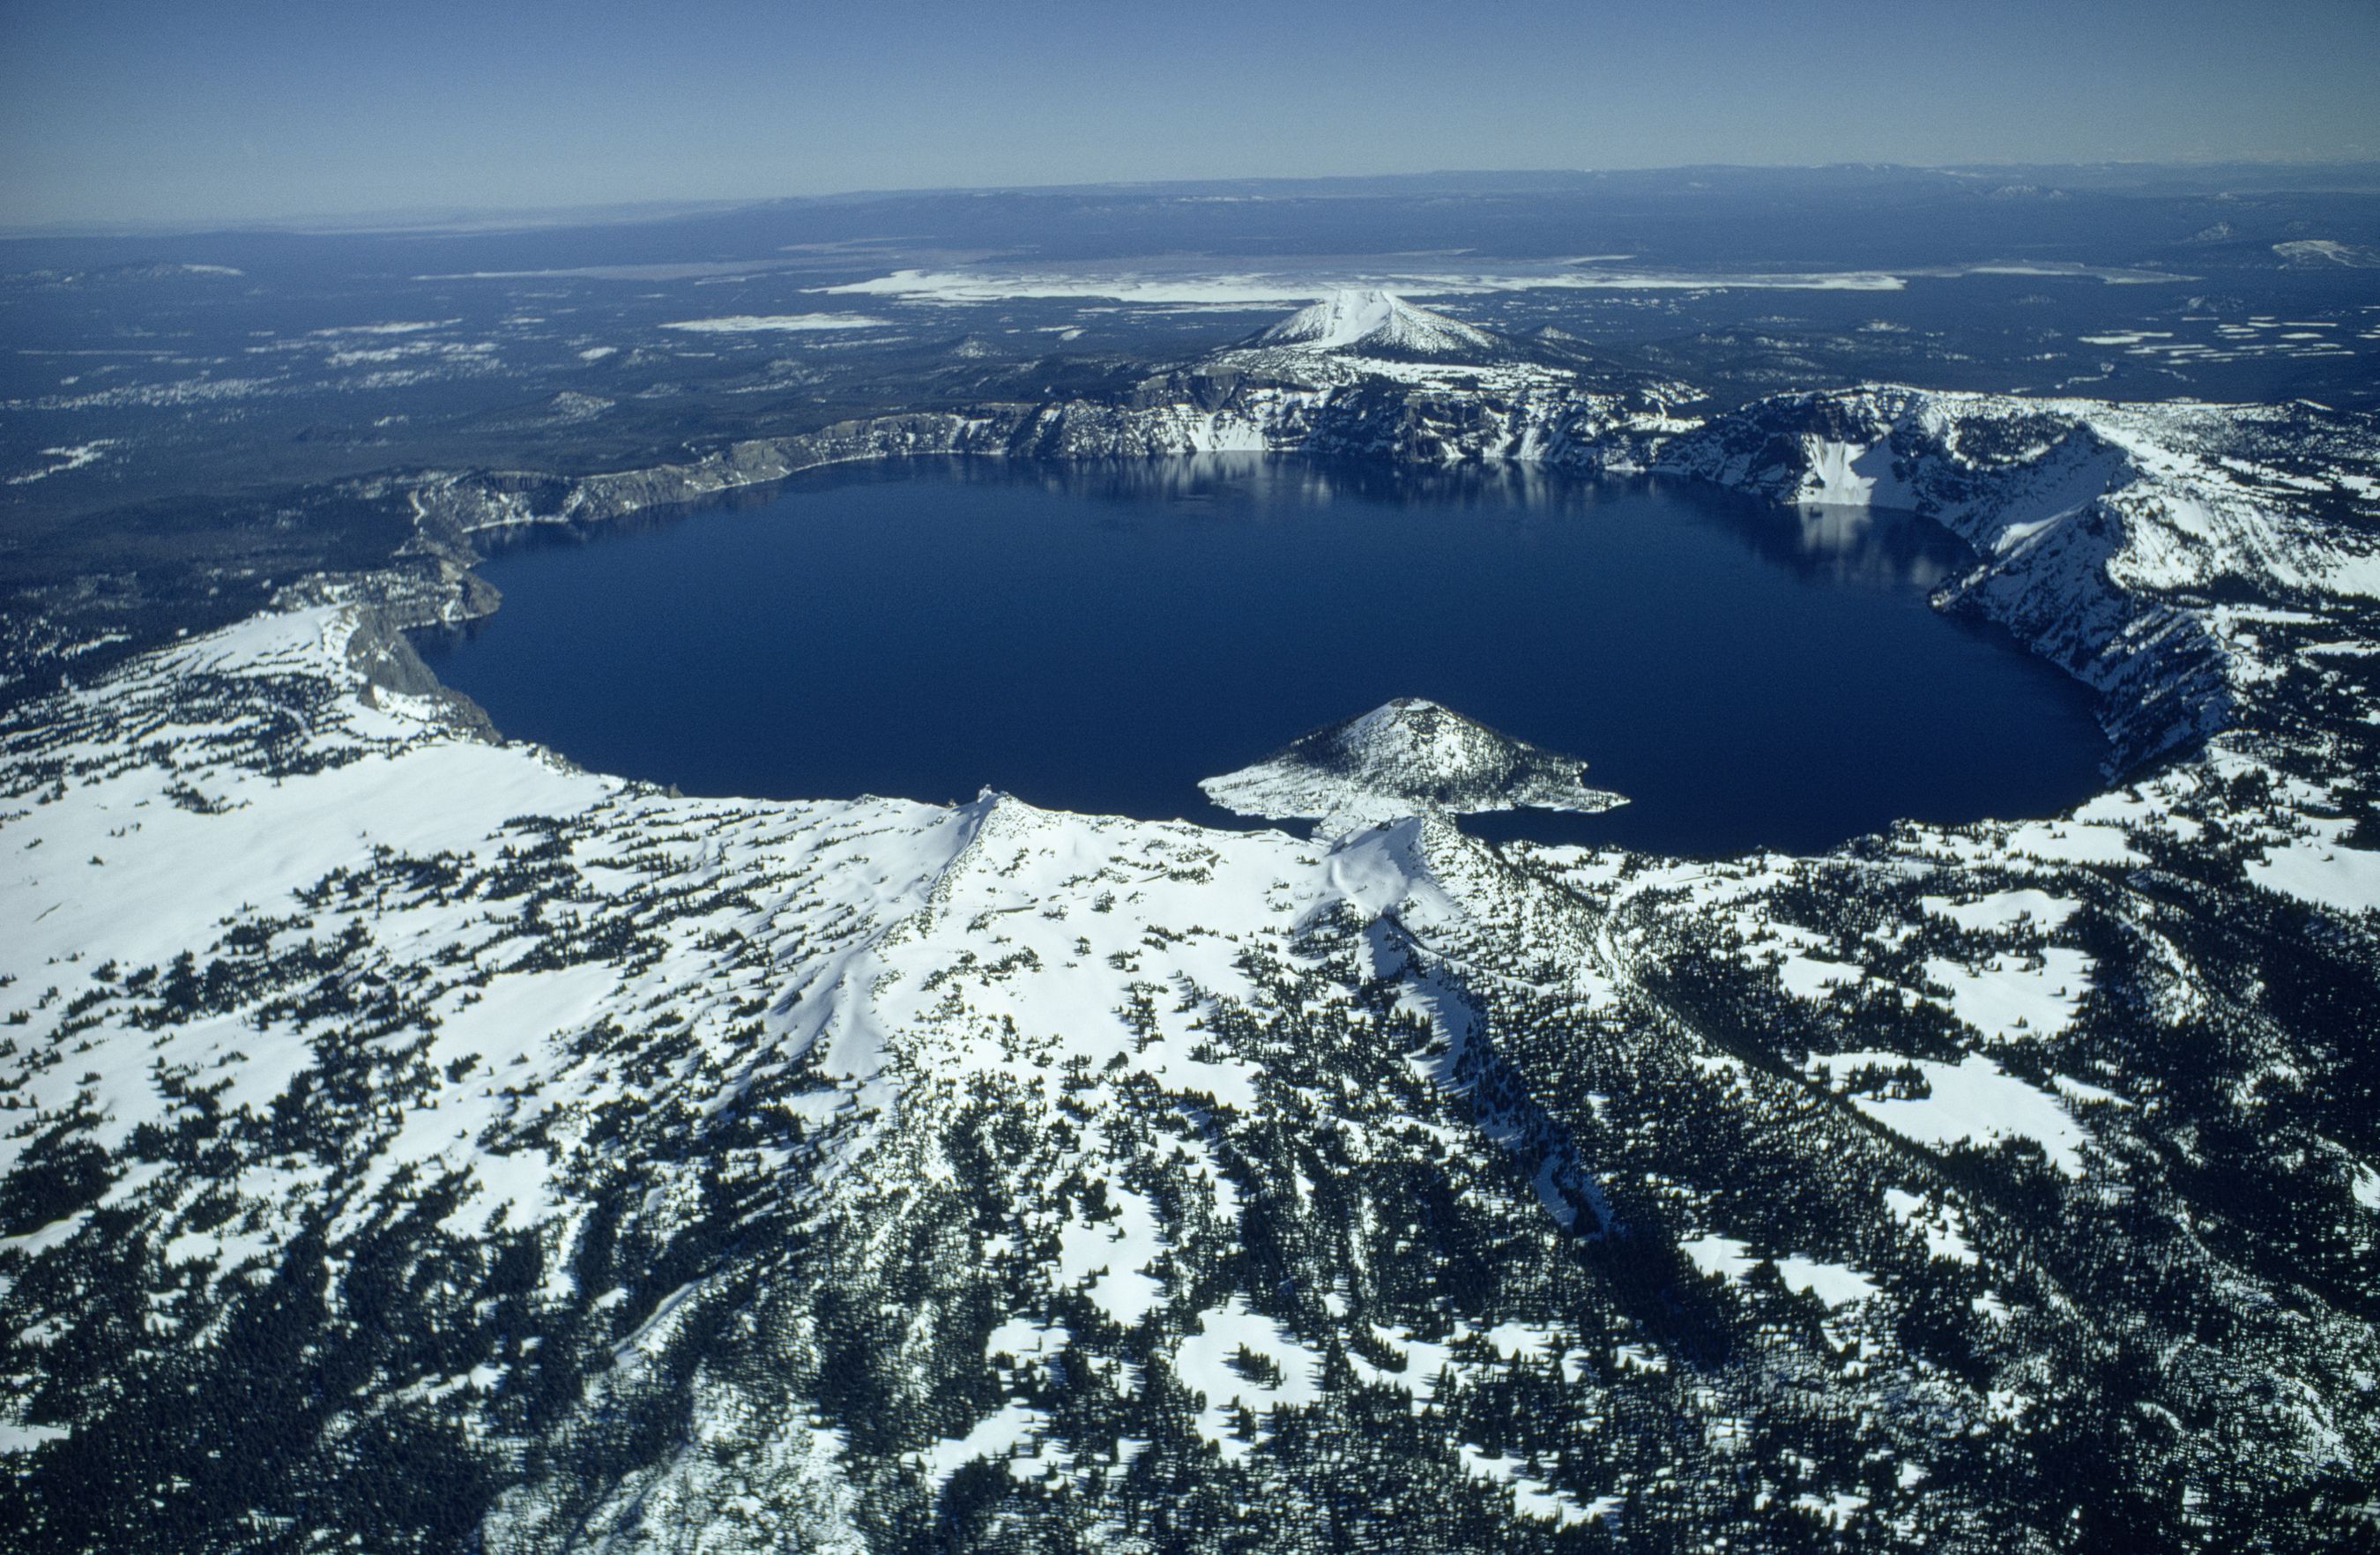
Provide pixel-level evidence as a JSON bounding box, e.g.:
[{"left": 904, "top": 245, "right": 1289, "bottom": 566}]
[
  {"left": 1171, "top": 1297, "right": 1322, "bottom": 1463},
  {"left": 1811, "top": 1051, "right": 2092, "bottom": 1176},
  {"left": 659, "top": 315, "right": 894, "bottom": 333}
]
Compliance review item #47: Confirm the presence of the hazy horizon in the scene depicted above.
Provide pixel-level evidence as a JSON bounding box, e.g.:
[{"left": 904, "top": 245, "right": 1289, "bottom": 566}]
[
  {"left": 5, "top": 0, "right": 2376, "bottom": 230},
  {"left": 9, "top": 158, "right": 2380, "bottom": 243}
]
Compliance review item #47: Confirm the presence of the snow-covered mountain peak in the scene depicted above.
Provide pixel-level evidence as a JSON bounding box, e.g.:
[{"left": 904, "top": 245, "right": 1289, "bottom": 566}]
[
  {"left": 1254, "top": 288, "right": 1501, "bottom": 358},
  {"left": 1201, "top": 696, "right": 1626, "bottom": 835},
  {"left": 1338, "top": 696, "right": 1484, "bottom": 768}
]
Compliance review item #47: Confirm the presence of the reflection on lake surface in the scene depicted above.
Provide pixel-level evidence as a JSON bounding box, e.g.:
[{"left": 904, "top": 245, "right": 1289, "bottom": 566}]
[
  {"left": 420, "top": 456, "right": 2108, "bottom": 857},
  {"left": 1778, "top": 502, "right": 1959, "bottom": 590}
]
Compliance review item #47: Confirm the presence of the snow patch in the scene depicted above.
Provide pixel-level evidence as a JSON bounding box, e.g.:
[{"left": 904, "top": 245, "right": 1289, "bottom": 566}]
[
  {"left": 660, "top": 314, "right": 893, "bottom": 333},
  {"left": 1172, "top": 1298, "right": 1322, "bottom": 1462},
  {"left": 2249, "top": 821, "right": 2380, "bottom": 914},
  {"left": 1813, "top": 1051, "right": 2093, "bottom": 1176}
]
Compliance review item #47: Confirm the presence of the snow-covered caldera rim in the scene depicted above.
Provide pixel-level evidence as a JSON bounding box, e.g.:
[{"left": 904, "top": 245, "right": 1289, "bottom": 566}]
[{"left": 1200, "top": 696, "right": 1627, "bottom": 837}]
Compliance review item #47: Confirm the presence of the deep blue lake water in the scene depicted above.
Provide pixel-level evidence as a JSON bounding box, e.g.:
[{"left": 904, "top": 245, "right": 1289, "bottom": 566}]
[{"left": 415, "top": 456, "right": 2109, "bottom": 857}]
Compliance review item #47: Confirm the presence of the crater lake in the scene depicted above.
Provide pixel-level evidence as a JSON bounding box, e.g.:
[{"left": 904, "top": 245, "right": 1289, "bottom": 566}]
[{"left": 415, "top": 456, "right": 2109, "bottom": 857}]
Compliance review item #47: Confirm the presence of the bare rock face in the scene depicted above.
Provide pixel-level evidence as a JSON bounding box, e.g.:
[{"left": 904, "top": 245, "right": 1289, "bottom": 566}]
[{"left": 1200, "top": 696, "right": 1626, "bottom": 835}]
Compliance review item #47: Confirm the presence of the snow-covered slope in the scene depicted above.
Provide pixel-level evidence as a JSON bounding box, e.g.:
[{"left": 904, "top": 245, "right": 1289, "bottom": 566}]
[
  {"left": 5, "top": 582, "right": 2376, "bottom": 1551},
  {"left": 1201, "top": 696, "right": 1625, "bottom": 834},
  {"left": 1655, "top": 386, "right": 2380, "bottom": 763},
  {"left": 1254, "top": 289, "right": 1504, "bottom": 359},
  {"left": 8, "top": 353, "right": 2380, "bottom": 1551}
]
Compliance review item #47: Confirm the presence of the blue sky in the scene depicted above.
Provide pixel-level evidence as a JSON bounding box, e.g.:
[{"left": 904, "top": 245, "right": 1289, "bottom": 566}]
[{"left": 4, "top": 0, "right": 2376, "bottom": 228}]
